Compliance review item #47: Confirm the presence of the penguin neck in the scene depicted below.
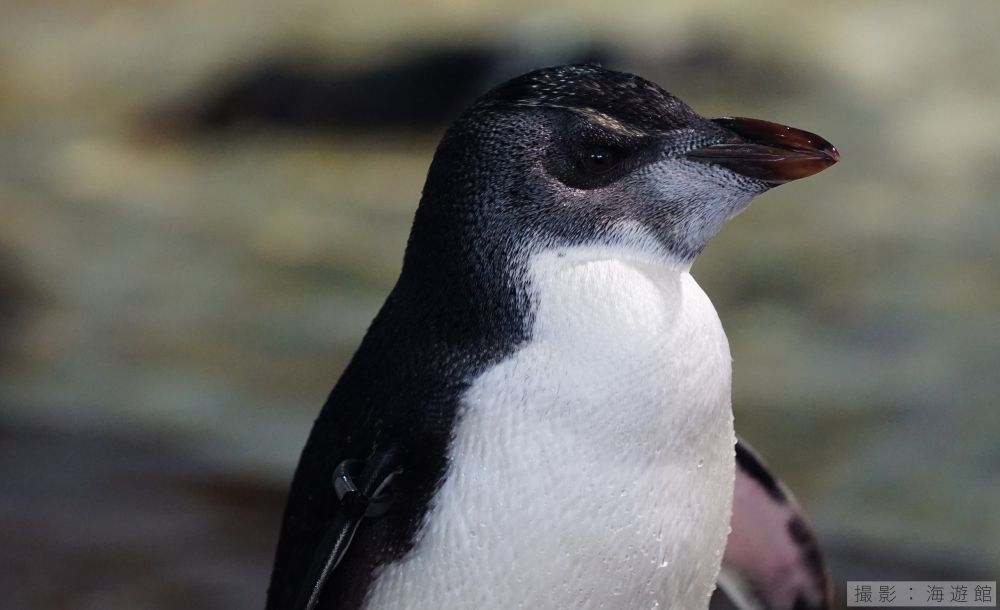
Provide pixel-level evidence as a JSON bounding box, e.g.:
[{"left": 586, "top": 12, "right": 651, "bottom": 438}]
[{"left": 392, "top": 196, "right": 533, "bottom": 348}]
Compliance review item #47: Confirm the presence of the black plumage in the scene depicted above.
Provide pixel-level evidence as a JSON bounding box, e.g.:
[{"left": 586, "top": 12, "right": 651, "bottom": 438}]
[{"left": 266, "top": 64, "right": 837, "bottom": 609}]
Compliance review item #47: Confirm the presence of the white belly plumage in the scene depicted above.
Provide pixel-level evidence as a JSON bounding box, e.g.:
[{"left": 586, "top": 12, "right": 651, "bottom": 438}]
[{"left": 364, "top": 246, "right": 735, "bottom": 610}]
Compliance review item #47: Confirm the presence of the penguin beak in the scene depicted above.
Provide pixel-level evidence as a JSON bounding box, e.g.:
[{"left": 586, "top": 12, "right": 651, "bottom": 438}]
[{"left": 685, "top": 117, "right": 839, "bottom": 184}]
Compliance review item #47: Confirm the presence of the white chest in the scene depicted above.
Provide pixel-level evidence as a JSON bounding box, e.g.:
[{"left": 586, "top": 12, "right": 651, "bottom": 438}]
[{"left": 364, "top": 249, "right": 735, "bottom": 610}]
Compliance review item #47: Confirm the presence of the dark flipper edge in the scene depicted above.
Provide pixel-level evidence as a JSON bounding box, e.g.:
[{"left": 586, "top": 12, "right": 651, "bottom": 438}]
[{"left": 719, "top": 438, "right": 832, "bottom": 610}]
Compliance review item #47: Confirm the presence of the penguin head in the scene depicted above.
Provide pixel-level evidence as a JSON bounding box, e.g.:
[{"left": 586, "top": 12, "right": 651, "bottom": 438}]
[{"left": 416, "top": 64, "right": 838, "bottom": 267}]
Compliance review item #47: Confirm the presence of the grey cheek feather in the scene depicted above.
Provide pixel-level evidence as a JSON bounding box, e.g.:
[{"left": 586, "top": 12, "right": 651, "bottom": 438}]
[
  {"left": 614, "top": 158, "right": 762, "bottom": 260},
  {"left": 719, "top": 439, "right": 832, "bottom": 610}
]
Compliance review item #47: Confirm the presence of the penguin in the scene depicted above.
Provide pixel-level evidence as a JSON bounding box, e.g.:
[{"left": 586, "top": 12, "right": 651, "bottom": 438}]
[{"left": 266, "top": 64, "right": 838, "bottom": 610}]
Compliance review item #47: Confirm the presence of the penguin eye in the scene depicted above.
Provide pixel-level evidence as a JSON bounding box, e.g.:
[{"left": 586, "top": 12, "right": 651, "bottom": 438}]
[{"left": 580, "top": 148, "right": 620, "bottom": 175}]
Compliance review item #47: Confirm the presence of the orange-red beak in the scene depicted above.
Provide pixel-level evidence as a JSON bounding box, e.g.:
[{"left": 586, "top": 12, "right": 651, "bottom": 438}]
[{"left": 686, "top": 117, "right": 839, "bottom": 184}]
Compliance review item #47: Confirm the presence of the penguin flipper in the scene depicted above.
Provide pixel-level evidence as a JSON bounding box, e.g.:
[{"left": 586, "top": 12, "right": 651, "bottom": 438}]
[{"left": 718, "top": 438, "right": 831, "bottom": 610}]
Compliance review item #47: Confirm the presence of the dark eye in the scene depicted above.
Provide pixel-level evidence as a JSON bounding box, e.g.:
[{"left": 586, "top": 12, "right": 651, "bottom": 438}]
[{"left": 580, "top": 148, "right": 620, "bottom": 174}]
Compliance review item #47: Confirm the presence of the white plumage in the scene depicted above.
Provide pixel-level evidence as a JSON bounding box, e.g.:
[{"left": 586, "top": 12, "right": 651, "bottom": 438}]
[{"left": 364, "top": 241, "right": 735, "bottom": 610}]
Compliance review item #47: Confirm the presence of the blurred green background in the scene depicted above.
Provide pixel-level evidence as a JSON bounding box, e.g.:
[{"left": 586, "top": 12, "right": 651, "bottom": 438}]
[{"left": 1, "top": 1, "right": 997, "bottom": 608}]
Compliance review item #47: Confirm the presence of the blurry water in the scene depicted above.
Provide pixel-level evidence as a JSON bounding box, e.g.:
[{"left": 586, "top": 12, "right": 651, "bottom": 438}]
[{"left": 1, "top": 1, "right": 998, "bottom": 607}]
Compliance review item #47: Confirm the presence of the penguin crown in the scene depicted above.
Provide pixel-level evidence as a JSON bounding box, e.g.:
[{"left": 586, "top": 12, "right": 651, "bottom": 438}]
[{"left": 474, "top": 64, "right": 704, "bottom": 136}]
